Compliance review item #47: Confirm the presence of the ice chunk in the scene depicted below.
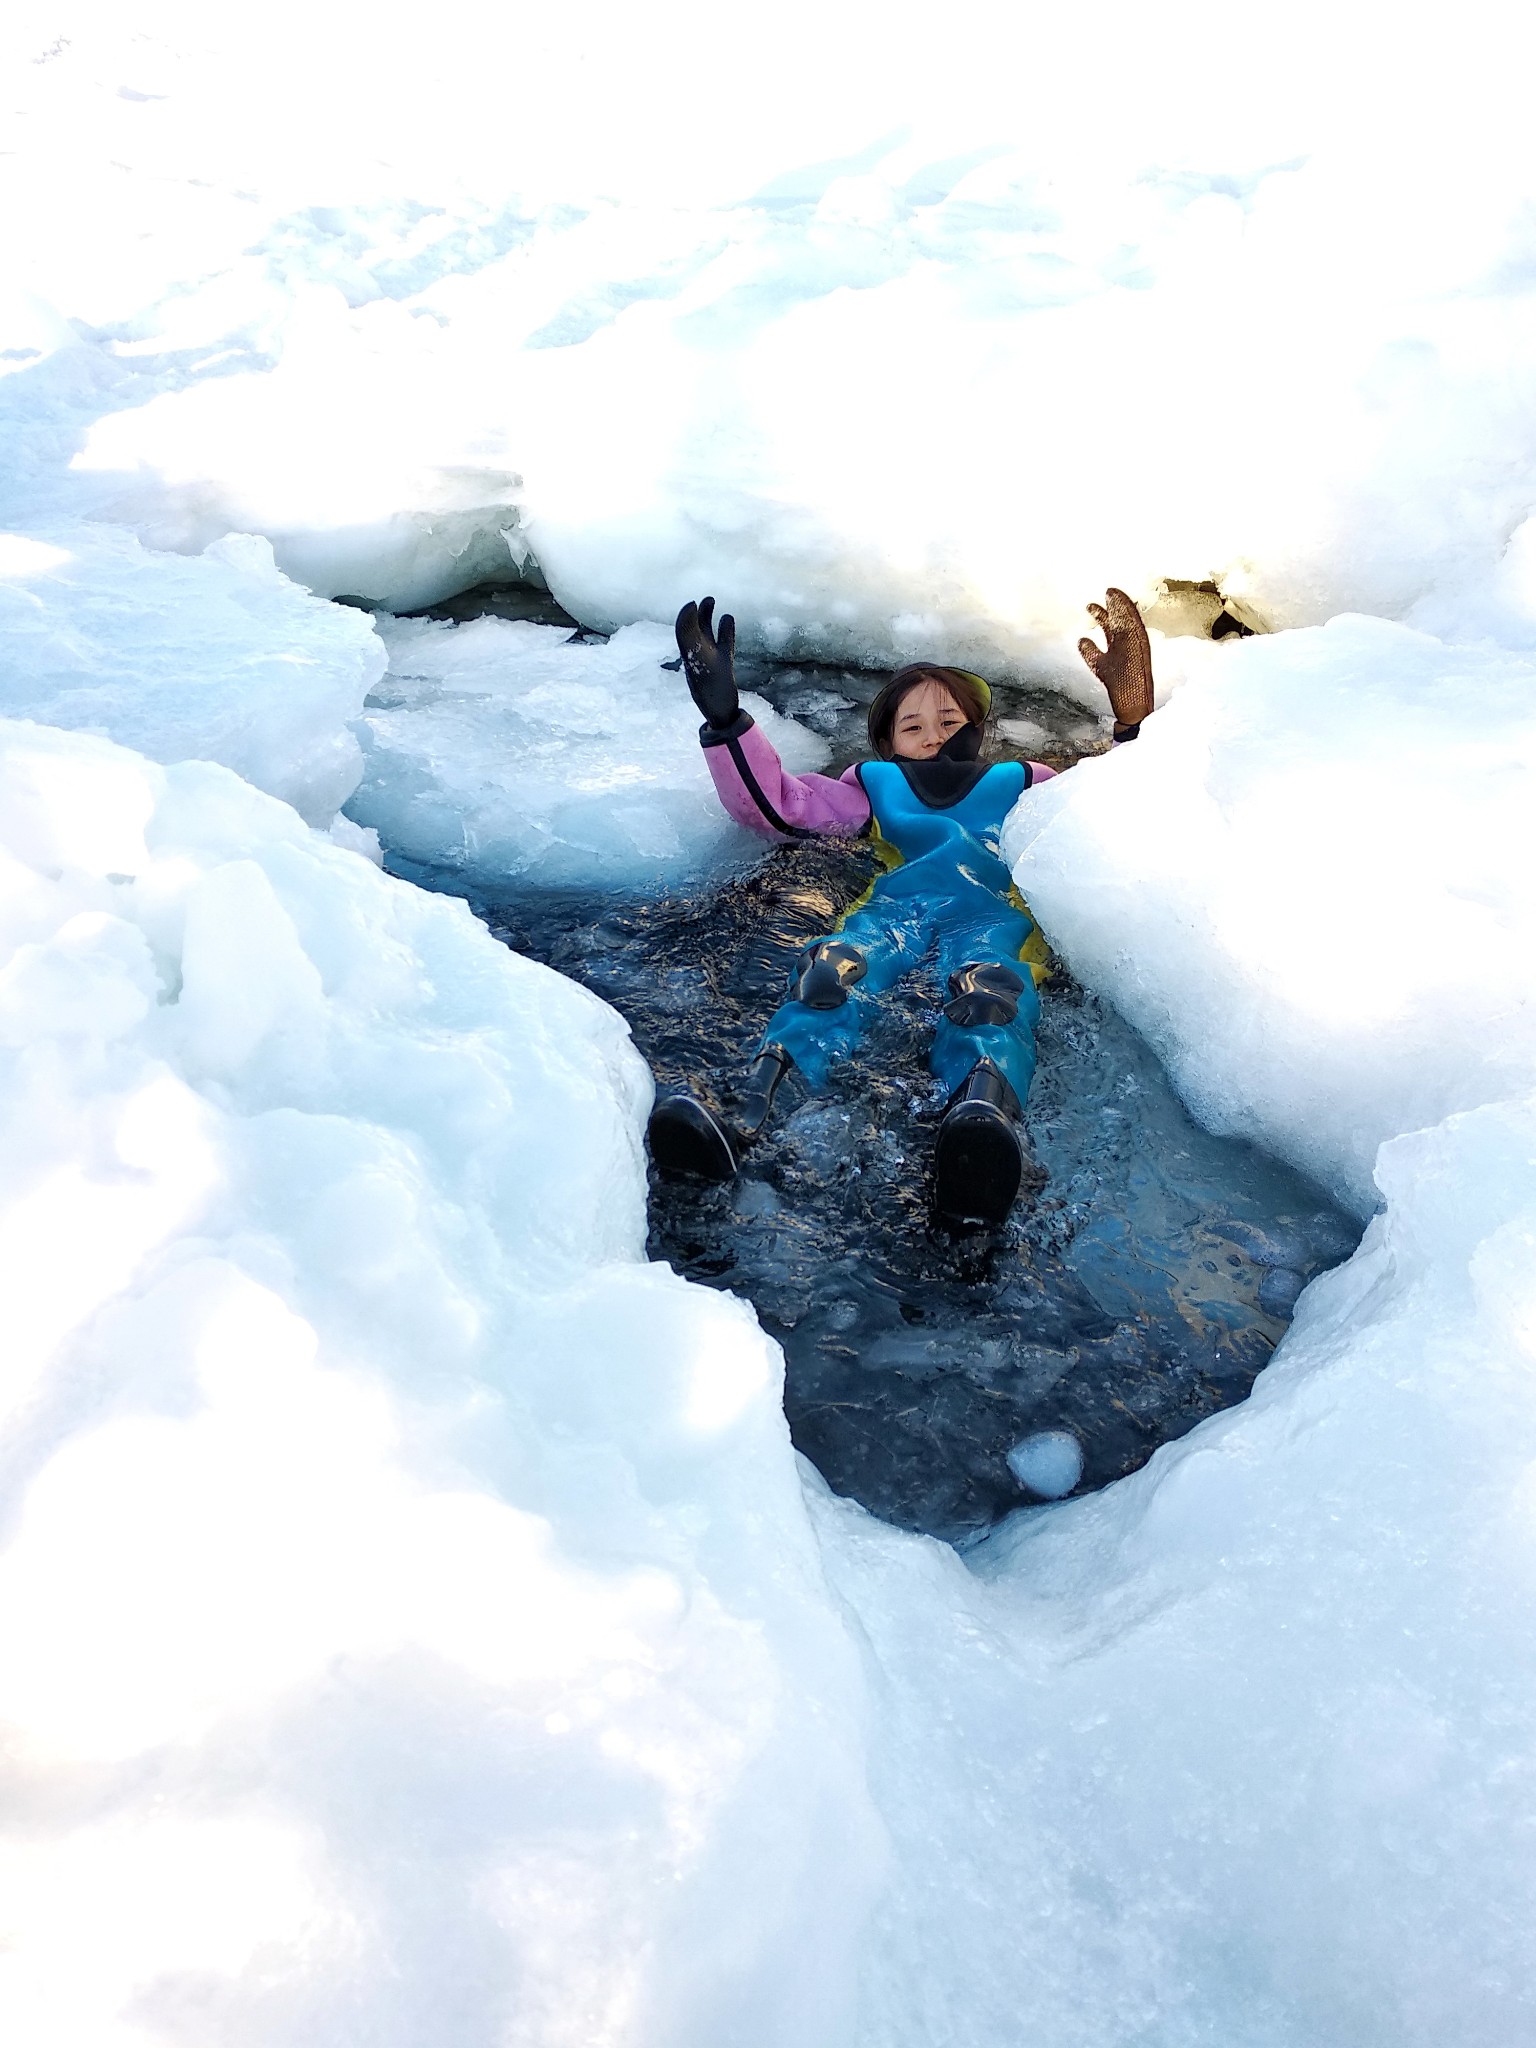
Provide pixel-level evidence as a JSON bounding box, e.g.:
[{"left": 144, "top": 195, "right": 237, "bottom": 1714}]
[
  {"left": 0, "top": 11, "right": 1529, "bottom": 675},
  {"left": 809, "top": 1093, "right": 1536, "bottom": 2048},
  {"left": 326, "top": 812, "right": 382, "bottom": 863},
  {"left": 0, "top": 719, "right": 881, "bottom": 2044},
  {"left": 0, "top": 525, "right": 383, "bottom": 825},
  {"left": 347, "top": 615, "right": 832, "bottom": 890},
  {"left": 1005, "top": 1430, "right": 1084, "bottom": 1499},
  {"left": 1005, "top": 615, "right": 1536, "bottom": 1213}
]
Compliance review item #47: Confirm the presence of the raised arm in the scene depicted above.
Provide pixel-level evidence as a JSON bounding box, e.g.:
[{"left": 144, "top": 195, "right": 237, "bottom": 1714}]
[
  {"left": 676, "top": 597, "right": 872, "bottom": 841},
  {"left": 1077, "top": 587, "right": 1157, "bottom": 742}
]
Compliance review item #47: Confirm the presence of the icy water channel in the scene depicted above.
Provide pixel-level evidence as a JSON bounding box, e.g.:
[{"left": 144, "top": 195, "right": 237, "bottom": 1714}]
[{"left": 373, "top": 596, "right": 1358, "bottom": 1543}]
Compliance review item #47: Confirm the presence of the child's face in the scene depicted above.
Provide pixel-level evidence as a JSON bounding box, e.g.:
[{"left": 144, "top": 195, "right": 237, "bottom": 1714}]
[{"left": 891, "top": 678, "right": 970, "bottom": 759}]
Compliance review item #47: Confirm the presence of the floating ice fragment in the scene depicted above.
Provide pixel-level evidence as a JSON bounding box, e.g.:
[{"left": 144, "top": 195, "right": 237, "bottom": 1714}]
[
  {"left": 1006, "top": 1430, "right": 1084, "bottom": 1499},
  {"left": 348, "top": 616, "right": 830, "bottom": 890},
  {"left": 0, "top": 526, "right": 383, "bottom": 825}
]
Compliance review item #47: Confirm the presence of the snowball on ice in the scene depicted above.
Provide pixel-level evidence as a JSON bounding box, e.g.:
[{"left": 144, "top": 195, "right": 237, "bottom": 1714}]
[
  {"left": 0, "top": 526, "right": 382, "bottom": 824},
  {"left": 0, "top": 719, "right": 880, "bottom": 2046},
  {"left": 1005, "top": 1429, "right": 1084, "bottom": 1499},
  {"left": 349, "top": 616, "right": 832, "bottom": 889},
  {"left": 1004, "top": 616, "right": 1536, "bottom": 1213}
]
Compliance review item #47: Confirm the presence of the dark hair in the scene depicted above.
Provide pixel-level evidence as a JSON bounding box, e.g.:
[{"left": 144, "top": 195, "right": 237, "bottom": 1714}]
[{"left": 866, "top": 665, "right": 991, "bottom": 760}]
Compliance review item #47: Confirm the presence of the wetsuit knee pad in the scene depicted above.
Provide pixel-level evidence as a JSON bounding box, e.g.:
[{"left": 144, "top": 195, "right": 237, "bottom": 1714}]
[
  {"left": 944, "top": 960, "right": 1027, "bottom": 1029},
  {"left": 790, "top": 940, "right": 867, "bottom": 1010}
]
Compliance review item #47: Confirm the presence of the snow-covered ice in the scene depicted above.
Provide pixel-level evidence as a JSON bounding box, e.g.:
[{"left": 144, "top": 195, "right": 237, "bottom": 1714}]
[
  {"left": 0, "top": 719, "right": 880, "bottom": 2044},
  {"left": 1004, "top": 616, "right": 1536, "bottom": 1213},
  {"left": 5, "top": 683, "right": 1536, "bottom": 2041},
  {"left": 350, "top": 617, "right": 831, "bottom": 888},
  {"left": 819, "top": 1092, "right": 1536, "bottom": 2045},
  {"left": 7, "top": 4, "right": 1536, "bottom": 681},
  {"left": 0, "top": 526, "right": 382, "bottom": 824}
]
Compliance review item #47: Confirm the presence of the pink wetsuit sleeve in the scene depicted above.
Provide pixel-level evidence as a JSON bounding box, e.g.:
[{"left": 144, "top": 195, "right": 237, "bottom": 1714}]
[{"left": 701, "top": 719, "right": 872, "bottom": 839}]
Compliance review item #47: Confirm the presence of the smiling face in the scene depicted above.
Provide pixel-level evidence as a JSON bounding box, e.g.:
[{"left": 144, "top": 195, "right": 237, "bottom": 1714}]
[{"left": 890, "top": 676, "right": 970, "bottom": 759}]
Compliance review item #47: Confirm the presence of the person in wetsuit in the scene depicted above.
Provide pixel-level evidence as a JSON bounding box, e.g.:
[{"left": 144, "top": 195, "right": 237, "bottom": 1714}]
[{"left": 647, "top": 588, "right": 1158, "bottom": 1223}]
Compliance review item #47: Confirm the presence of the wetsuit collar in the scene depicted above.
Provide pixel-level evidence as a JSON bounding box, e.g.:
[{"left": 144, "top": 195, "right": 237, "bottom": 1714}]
[{"left": 893, "top": 721, "right": 989, "bottom": 807}]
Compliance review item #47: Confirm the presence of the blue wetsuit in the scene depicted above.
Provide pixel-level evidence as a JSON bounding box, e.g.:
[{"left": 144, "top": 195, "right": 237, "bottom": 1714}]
[{"left": 761, "top": 758, "right": 1047, "bottom": 1105}]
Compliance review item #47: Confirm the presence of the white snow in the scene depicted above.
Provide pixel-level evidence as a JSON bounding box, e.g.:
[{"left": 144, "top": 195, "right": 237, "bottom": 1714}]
[
  {"left": 817, "top": 1093, "right": 1536, "bottom": 2045},
  {"left": 6, "top": 3, "right": 1536, "bottom": 688},
  {"left": 350, "top": 617, "right": 831, "bottom": 888},
  {"left": 4, "top": 3, "right": 1536, "bottom": 2043},
  {"left": 6, "top": 683, "right": 1536, "bottom": 2045},
  {"left": 0, "top": 719, "right": 880, "bottom": 2044},
  {"left": 0, "top": 525, "right": 382, "bottom": 825},
  {"left": 1004, "top": 616, "right": 1536, "bottom": 1214}
]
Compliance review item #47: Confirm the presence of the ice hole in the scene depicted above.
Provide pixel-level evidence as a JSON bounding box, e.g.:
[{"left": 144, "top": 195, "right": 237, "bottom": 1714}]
[{"left": 354, "top": 595, "right": 1358, "bottom": 1542}]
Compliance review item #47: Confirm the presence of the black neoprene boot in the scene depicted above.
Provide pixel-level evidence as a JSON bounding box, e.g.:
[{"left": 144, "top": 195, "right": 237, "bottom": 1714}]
[
  {"left": 647, "top": 1046, "right": 791, "bottom": 1182},
  {"left": 736, "top": 1044, "right": 790, "bottom": 1135},
  {"left": 933, "top": 1059, "right": 1037, "bottom": 1225},
  {"left": 647, "top": 1091, "right": 739, "bottom": 1180}
]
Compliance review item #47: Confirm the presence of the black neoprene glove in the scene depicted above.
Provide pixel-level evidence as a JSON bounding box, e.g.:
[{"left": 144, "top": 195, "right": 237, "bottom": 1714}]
[{"left": 675, "top": 597, "right": 740, "bottom": 730}]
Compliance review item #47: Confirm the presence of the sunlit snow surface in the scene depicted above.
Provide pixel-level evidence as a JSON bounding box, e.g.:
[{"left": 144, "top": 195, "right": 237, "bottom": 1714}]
[
  {"left": 1005, "top": 616, "right": 1536, "bottom": 1210},
  {"left": 0, "top": 720, "right": 879, "bottom": 2045},
  {"left": 8, "top": 3, "right": 1536, "bottom": 672},
  {"left": 4, "top": 2, "right": 1536, "bottom": 2043},
  {"left": 0, "top": 526, "right": 382, "bottom": 824}
]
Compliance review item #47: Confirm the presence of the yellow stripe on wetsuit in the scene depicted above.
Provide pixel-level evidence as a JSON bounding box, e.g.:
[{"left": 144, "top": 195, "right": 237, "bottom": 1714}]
[{"left": 831, "top": 788, "right": 1052, "bottom": 988}]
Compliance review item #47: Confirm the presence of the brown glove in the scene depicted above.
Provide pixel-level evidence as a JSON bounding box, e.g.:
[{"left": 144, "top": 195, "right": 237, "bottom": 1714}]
[{"left": 1078, "top": 588, "right": 1155, "bottom": 739}]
